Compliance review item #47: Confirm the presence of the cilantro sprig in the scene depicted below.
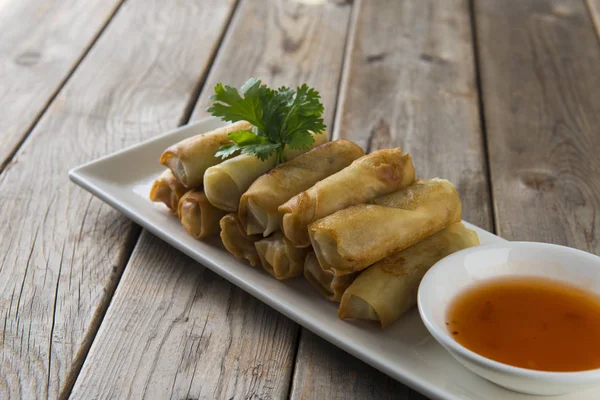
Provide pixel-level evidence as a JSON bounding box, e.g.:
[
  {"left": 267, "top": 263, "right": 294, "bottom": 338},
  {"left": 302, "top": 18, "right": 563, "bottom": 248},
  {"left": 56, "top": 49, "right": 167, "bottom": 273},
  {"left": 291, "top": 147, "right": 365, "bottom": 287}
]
[{"left": 208, "top": 78, "right": 326, "bottom": 165}]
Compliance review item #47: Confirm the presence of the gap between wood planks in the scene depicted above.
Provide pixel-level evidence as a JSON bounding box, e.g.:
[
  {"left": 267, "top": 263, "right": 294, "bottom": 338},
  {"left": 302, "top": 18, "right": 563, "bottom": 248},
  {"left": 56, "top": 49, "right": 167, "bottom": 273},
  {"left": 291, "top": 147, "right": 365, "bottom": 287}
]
[
  {"left": 0, "top": 0, "right": 128, "bottom": 396},
  {"left": 0, "top": 0, "right": 127, "bottom": 175},
  {"left": 177, "top": 0, "right": 244, "bottom": 130},
  {"left": 283, "top": 1, "right": 361, "bottom": 398},
  {"left": 47, "top": 4, "right": 133, "bottom": 395},
  {"left": 56, "top": 1, "right": 244, "bottom": 398},
  {"left": 468, "top": 0, "right": 497, "bottom": 234}
]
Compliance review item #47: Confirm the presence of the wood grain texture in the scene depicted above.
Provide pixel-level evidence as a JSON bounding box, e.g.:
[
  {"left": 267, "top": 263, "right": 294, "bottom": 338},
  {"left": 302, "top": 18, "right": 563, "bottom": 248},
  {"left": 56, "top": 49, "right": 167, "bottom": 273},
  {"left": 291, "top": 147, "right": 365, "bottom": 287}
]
[
  {"left": 192, "top": 0, "right": 353, "bottom": 127},
  {"left": 475, "top": 0, "right": 600, "bottom": 250},
  {"left": 0, "top": 0, "right": 238, "bottom": 398},
  {"left": 333, "top": 0, "right": 490, "bottom": 229},
  {"left": 292, "top": 331, "right": 427, "bottom": 400},
  {"left": 291, "top": 0, "right": 491, "bottom": 398},
  {"left": 0, "top": 0, "right": 123, "bottom": 170},
  {"left": 70, "top": 0, "right": 353, "bottom": 399},
  {"left": 73, "top": 232, "right": 299, "bottom": 400}
]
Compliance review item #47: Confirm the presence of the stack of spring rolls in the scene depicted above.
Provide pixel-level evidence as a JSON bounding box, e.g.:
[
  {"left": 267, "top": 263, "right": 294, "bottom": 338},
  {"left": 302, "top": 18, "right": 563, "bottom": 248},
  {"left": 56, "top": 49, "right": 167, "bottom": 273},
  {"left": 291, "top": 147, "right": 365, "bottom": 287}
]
[{"left": 150, "top": 122, "right": 480, "bottom": 328}]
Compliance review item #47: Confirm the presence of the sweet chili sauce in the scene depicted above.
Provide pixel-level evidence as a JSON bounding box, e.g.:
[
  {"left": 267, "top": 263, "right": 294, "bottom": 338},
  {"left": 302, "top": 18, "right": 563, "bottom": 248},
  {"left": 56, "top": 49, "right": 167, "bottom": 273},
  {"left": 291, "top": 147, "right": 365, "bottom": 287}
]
[{"left": 446, "top": 276, "right": 600, "bottom": 372}]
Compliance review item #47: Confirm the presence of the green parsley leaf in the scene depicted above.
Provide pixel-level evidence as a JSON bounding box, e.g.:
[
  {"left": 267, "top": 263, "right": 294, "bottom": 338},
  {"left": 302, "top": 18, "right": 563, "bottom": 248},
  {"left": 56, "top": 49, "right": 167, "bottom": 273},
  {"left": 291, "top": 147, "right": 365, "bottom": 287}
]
[
  {"left": 228, "top": 130, "right": 263, "bottom": 145},
  {"left": 214, "top": 143, "right": 242, "bottom": 159},
  {"left": 288, "top": 130, "right": 318, "bottom": 150},
  {"left": 282, "top": 84, "right": 326, "bottom": 139},
  {"left": 207, "top": 79, "right": 268, "bottom": 133},
  {"left": 240, "top": 142, "right": 282, "bottom": 161},
  {"left": 208, "top": 78, "right": 326, "bottom": 165}
]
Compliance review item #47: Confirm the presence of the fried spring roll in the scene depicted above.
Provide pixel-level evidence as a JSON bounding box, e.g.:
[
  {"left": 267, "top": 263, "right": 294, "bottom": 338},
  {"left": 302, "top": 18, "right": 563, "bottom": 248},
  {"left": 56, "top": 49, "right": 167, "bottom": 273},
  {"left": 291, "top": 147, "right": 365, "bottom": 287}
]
[
  {"left": 255, "top": 232, "right": 311, "bottom": 280},
  {"left": 279, "top": 148, "right": 415, "bottom": 247},
  {"left": 309, "top": 179, "right": 462, "bottom": 276},
  {"left": 149, "top": 169, "right": 188, "bottom": 212},
  {"left": 304, "top": 252, "right": 358, "bottom": 302},
  {"left": 339, "top": 223, "right": 479, "bottom": 327},
  {"left": 178, "top": 190, "right": 227, "bottom": 239},
  {"left": 238, "top": 140, "right": 364, "bottom": 237},
  {"left": 204, "top": 134, "right": 328, "bottom": 212},
  {"left": 219, "top": 213, "right": 261, "bottom": 266},
  {"left": 160, "top": 121, "right": 253, "bottom": 188}
]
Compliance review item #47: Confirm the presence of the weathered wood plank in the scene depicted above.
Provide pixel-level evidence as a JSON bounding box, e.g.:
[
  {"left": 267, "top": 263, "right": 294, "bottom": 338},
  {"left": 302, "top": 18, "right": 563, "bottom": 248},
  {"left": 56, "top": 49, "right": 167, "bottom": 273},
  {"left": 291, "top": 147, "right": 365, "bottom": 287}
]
[
  {"left": 332, "top": 0, "right": 490, "bottom": 230},
  {"left": 70, "top": 0, "right": 353, "bottom": 398},
  {"left": 0, "top": 1, "right": 238, "bottom": 399},
  {"left": 291, "top": 0, "right": 491, "bottom": 398},
  {"left": 475, "top": 0, "right": 600, "bottom": 250},
  {"left": 292, "top": 331, "right": 427, "bottom": 400},
  {"left": 192, "top": 0, "right": 352, "bottom": 125},
  {"left": 0, "top": 0, "right": 123, "bottom": 170},
  {"left": 74, "top": 232, "right": 299, "bottom": 400}
]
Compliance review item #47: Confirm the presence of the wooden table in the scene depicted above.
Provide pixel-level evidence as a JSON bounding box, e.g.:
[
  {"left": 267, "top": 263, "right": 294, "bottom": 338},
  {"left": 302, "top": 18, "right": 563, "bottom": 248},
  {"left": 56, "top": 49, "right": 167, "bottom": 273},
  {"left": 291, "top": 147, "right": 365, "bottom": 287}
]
[{"left": 1, "top": 0, "right": 599, "bottom": 398}]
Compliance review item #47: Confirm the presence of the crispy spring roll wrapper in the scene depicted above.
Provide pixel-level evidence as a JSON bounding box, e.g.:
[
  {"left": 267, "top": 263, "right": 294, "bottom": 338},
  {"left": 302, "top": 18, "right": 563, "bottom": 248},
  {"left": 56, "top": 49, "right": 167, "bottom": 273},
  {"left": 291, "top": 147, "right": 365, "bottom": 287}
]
[
  {"left": 239, "top": 140, "right": 365, "bottom": 237},
  {"left": 160, "top": 121, "right": 253, "bottom": 188},
  {"left": 304, "top": 252, "right": 358, "bottom": 302},
  {"left": 178, "top": 190, "right": 227, "bottom": 239},
  {"left": 279, "top": 148, "right": 415, "bottom": 247},
  {"left": 219, "top": 213, "right": 261, "bottom": 266},
  {"left": 309, "top": 178, "right": 462, "bottom": 276},
  {"left": 204, "top": 133, "right": 328, "bottom": 212},
  {"left": 149, "top": 169, "right": 188, "bottom": 212},
  {"left": 255, "top": 232, "right": 311, "bottom": 280},
  {"left": 339, "top": 223, "right": 479, "bottom": 327}
]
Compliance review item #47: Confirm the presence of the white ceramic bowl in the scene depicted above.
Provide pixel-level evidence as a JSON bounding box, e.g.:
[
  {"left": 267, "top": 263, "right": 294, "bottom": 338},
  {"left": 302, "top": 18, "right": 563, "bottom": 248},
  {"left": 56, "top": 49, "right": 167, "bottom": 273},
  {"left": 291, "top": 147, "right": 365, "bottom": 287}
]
[{"left": 418, "top": 241, "right": 600, "bottom": 396}]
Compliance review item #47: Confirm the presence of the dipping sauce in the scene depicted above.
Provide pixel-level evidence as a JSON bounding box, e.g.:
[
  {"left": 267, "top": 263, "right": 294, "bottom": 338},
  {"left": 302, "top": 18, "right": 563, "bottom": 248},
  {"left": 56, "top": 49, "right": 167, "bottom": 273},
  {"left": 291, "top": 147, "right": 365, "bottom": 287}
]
[{"left": 446, "top": 276, "right": 600, "bottom": 372}]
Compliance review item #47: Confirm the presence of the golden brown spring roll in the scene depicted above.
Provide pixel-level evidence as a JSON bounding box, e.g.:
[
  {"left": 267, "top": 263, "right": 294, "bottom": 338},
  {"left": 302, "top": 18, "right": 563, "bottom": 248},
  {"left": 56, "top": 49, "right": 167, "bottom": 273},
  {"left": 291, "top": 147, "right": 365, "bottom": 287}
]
[
  {"left": 279, "top": 148, "right": 415, "bottom": 247},
  {"left": 339, "top": 223, "right": 479, "bottom": 327},
  {"left": 149, "top": 169, "right": 188, "bottom": 212},
  {"left": 160, "top": 121, "right": 253, "bottom": 188},
  {"left": 304, "top": 252, "right": 358, "bottom": 302},
  {"left": 309, "top": 179, "right": 462, "bottom": 276},
  {"left": 204, "top": 133, "right": 328, "bottom": 212},
  {"left": 178, "top": 190, "right": 227, "bottom": 239},
  {"left": 255, "top": 232, "right": 311, "bottom": 280},
  {"left": 219, "top": 213, "right": 261, "bottom": 266},
  {"left": 238, "top": 140, "right": 365, "bottom": 237}
]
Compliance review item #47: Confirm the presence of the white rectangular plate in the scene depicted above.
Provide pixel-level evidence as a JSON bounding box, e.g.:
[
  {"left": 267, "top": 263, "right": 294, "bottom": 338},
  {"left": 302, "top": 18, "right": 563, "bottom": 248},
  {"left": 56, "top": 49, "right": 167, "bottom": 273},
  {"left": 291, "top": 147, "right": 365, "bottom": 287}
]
[{"left": 70, "top": 118, "right": 598, "bottom": 400}]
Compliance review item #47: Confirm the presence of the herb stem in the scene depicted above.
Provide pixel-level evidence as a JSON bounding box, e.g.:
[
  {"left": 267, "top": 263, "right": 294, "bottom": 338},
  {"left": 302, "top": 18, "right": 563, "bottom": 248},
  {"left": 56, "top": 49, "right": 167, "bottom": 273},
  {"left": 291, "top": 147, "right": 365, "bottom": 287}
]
[{"left": 275, "top": 146, "right": 286, "bottom": 165}]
